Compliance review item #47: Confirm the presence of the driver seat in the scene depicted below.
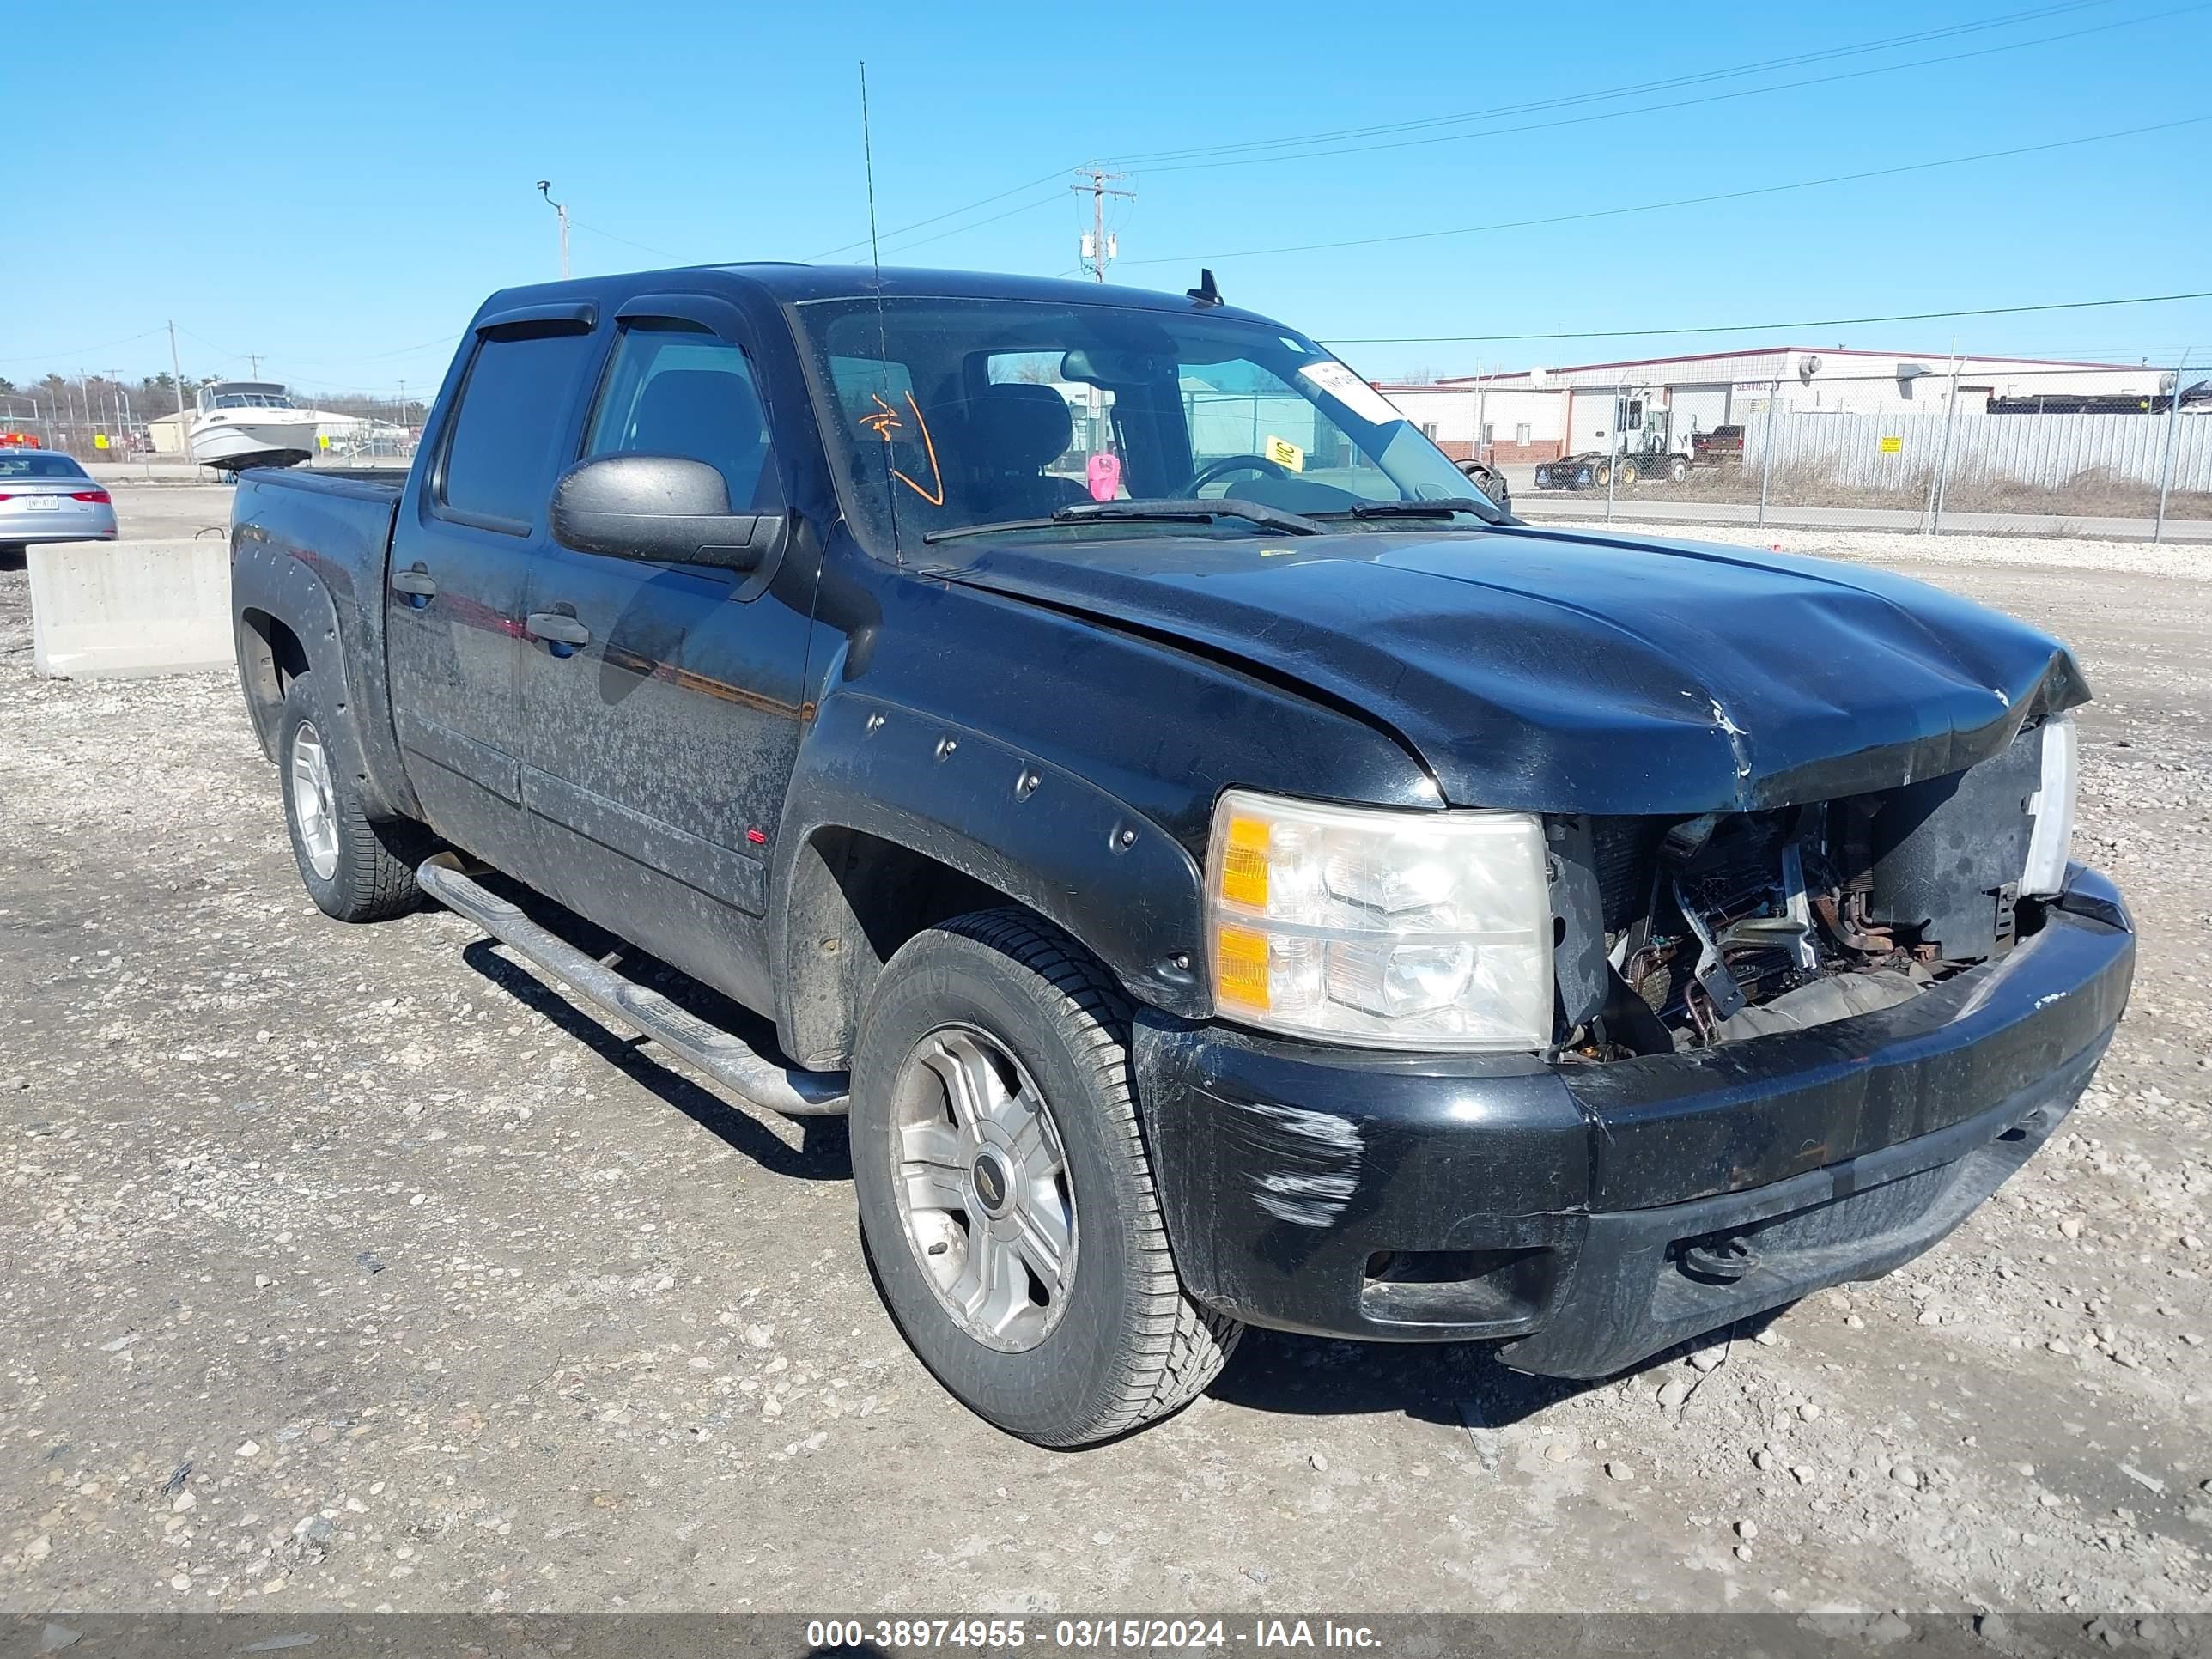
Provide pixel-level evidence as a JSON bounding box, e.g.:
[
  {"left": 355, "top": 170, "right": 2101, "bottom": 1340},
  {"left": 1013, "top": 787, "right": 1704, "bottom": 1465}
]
[{"left": 963, "top": 383, "right": 1088, "bottom": 520}]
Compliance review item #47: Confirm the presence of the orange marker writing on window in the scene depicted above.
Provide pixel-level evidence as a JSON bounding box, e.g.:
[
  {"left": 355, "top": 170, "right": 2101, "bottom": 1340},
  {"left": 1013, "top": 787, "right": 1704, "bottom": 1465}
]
[{"left": 860, "top": 391, "right": 945, "bottom": 507}]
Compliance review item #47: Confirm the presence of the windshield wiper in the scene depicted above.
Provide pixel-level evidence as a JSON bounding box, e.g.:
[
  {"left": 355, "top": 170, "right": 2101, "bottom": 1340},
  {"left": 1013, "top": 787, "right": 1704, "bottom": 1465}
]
[
  {"left": 922, "top": 496, "right": 1325, "bottom": 544},
  {"left": 1054, "top": 497, "right": 1326, "bottom": 535},
  {"left": 1326, "top": 497, "right": 1503, "bottom": 526}
]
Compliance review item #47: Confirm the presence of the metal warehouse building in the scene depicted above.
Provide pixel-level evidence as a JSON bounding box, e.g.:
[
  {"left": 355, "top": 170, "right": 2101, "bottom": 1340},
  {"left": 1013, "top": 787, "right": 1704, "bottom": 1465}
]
[{"left": 1380, "top": 347, "right": 2170, "bottom": 466}]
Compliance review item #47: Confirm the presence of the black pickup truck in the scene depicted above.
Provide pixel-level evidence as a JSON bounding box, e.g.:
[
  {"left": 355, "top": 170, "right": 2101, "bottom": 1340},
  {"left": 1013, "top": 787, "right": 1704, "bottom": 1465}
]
[{"left": 230, "top": 264, "right": 2133, "bottom": 1448}]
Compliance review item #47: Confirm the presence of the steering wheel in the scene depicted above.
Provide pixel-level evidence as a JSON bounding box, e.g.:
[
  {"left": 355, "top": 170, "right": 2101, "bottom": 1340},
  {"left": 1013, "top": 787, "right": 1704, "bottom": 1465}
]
[{"left": 1187, "top": 453, "right": 1291, "bottom": 496}]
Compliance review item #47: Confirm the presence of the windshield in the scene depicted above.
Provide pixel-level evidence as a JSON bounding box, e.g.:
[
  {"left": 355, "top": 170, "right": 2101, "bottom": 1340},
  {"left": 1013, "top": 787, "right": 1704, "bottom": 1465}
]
[{"left": 795, "top": 295, "right": 1488, "bottom": 554}]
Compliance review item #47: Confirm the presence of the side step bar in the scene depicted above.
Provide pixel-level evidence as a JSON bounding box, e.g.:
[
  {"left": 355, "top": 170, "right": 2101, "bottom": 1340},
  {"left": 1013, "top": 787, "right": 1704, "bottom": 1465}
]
[{"left": 416, "top": 854, "right": 850, "bottom": 1118}]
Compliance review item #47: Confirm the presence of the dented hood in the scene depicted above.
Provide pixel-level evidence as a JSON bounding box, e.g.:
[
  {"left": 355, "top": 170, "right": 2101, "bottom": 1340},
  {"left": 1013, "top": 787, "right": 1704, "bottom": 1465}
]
[{"left": 937, "top": 522, "right": 2087, "bottom": 814}]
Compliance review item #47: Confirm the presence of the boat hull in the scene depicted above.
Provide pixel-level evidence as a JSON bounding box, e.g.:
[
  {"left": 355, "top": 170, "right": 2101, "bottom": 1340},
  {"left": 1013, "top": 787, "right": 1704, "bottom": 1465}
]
[{"left": 190, "top": 416, "right": 319, "bottom": 471}]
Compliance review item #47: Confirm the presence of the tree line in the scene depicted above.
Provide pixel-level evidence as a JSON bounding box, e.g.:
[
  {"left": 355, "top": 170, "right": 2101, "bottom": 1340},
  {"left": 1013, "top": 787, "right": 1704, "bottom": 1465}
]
[{"left": 0, "top": 372, "right": 426, "bottom": 432}]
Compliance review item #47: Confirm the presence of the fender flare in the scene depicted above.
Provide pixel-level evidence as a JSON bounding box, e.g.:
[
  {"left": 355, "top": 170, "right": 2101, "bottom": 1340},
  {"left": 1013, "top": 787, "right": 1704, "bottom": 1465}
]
[
  {"left": 769, "top": 690, "right": 1211, "bottom": 1057},
  {"left": 232, "top": 532, "right": 418, "bottom": 821}
]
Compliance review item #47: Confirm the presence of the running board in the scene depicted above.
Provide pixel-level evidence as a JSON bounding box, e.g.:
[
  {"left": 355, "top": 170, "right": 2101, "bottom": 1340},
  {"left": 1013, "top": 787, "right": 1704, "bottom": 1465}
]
[{"left": 416, "top": 854, "right": 849, "bottom": 1117}]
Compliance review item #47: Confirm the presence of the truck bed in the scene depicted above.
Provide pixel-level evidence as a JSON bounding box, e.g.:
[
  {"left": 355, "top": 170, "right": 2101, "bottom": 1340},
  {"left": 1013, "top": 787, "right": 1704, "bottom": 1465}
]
[{"left": 239, "top": 464, "right": 409, "bottom": 497}]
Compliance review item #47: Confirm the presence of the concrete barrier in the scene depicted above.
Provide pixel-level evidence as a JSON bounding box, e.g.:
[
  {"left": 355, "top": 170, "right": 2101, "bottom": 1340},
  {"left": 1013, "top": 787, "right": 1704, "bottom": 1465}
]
[{"left": 27, "top": 538, "right": 234, "bottom": 679}]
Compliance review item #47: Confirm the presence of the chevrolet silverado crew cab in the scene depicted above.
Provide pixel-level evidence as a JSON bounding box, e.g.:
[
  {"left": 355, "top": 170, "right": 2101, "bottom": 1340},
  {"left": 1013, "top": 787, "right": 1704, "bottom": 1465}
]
[{"left": 229, "top": 264, "right": 2134, "bottom": 1448}]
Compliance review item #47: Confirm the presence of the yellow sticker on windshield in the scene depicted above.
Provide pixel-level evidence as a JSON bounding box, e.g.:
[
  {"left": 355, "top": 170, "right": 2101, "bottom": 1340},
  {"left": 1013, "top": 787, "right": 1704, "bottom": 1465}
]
[{"left": 1263, "top": 434, "right": 1305, "bottom": 472}]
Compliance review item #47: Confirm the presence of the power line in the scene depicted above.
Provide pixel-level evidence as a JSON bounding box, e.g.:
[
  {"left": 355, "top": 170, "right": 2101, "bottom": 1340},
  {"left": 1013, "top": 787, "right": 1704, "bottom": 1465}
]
[
  {"left": 177, "top": 325, "right": 252, "bottom": 363},
  {"left": 784, "top": 0, "right": 2184, "bottom": 266},
  {"left": 1121, "top": 114, "right": 2211, "bottom": 267},
  {"left": 1321, "top": 290, "right": 2212, "bottom": 348},
  {"left": 1138, "top": 1, "right": 2207, "bottom": 173},
  {"left": 1, "top": 326, "right": 169, "bottom": 367},
  {"left": 569, "top": 218, "right": 685, "bottom": 260},
  {"left": 874, "top": 188, "right": 1071, "bottom": 259},
  {"left": 1121, "top": 0, "right": 2118, "bottom": 166},
  {"left": 808, "top": 165, "right": 1078, "bottom": 262}
]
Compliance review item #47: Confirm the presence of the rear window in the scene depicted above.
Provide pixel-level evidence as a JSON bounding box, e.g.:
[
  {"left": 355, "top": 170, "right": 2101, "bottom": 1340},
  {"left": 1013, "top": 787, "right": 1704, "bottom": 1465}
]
[
  {"left": 0, "top": 453, "right": 88, "bottom": 479},
  {"left": 438, "top": 330, "right": 593, "bottom": 529}
]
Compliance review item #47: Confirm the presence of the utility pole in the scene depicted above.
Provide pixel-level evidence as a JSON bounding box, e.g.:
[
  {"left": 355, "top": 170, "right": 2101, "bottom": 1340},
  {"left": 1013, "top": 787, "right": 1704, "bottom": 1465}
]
[
  {"left": 1071, "top": 167, "right": 1133, "bottom": 283},
  {"left": 1929, "top": 346, "right": 1963, "bottom": 536},
  {"left": 537, "top": 179, "right": 571, "bottom": 279},
  {"left": 2154, "top": 349, "right": 2190, "bottom": 544},
  {"left": 246, "top": 353, "right": 262, "bottom": 378},
  {"left": 169, "top": 320, "right": 190, "bottom": 459}
]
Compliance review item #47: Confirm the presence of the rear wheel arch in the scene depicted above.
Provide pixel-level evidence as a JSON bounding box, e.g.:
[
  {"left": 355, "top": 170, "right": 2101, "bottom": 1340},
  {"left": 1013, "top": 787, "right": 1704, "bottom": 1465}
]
[
  {"left": 233, "top": 541, "right": 351, "bottom": 760},
  {"left": 232, "top": 539, "right": 417, "bottom": 821},
  {"left": 237, "top": 607, "right": 311, "bottom": 758}
]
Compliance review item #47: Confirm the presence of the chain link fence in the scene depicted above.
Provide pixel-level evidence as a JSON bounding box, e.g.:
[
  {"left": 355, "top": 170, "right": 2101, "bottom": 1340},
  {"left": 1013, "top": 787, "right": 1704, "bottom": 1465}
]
[
  {"left": 0, "top": 389, "right": 416, "bottom": 469},
  {"left": 1403, "top": 355, "right": 2211, "bottom": 540}
]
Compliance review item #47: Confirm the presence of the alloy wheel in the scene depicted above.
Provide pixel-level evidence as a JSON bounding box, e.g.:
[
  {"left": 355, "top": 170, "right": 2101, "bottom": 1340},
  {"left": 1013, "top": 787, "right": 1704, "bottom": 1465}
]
[
  {"left": 889, "top": 1024, "right": 1077, "bottom": 1352},
  {"left": 289, "top": 720, "right": 341, "bottom": 881}
]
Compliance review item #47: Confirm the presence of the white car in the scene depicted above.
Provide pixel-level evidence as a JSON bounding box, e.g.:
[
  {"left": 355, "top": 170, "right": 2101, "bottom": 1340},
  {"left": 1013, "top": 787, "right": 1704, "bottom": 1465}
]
[{"left": 0, "top": 451, "right": 118, "bottom": 555}]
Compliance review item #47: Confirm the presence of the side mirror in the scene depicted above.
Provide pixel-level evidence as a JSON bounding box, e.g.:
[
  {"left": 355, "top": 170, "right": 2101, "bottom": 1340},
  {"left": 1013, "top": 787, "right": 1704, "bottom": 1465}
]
[{"left": 550, "top": 453, "right": 783, "bottom": 570}]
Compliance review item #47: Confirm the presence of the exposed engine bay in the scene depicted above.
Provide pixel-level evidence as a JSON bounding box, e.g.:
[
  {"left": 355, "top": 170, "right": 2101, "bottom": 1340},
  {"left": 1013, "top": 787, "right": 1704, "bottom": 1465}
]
[{"left": 1553, "top": 718, "right": 2063, "bottom": 1059}]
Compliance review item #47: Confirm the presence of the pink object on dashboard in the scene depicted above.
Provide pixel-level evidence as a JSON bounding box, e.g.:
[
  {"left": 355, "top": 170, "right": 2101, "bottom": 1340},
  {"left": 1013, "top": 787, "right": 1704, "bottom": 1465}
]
[{"left": 1086, "top": 452, "right": 1122, "bottom": 501}]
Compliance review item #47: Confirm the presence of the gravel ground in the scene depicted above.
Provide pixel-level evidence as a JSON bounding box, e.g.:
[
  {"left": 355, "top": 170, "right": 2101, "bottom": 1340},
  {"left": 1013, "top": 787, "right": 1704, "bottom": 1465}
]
[{"left": 2, "top": 520, "right": 2209, "bottom": 1622}]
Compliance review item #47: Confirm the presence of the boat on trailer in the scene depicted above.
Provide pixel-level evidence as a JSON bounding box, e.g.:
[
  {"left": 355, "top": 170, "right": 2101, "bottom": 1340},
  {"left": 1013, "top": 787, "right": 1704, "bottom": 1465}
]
[{"left": 189, "top": 381, "right": 319, "bottom": 471}]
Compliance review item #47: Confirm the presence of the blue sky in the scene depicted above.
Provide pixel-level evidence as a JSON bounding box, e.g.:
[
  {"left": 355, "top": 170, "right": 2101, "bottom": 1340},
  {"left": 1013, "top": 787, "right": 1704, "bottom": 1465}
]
[{"left": 6, "top": 0, "right": 2209, "bottom": 398}]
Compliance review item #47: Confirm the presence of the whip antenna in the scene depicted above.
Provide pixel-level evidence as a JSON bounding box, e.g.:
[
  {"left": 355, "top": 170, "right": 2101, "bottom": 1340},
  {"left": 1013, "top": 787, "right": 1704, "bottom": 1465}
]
[
  {"left": 860, "top": 60, "right": 884, "bottom": 283},
  {"left": 858, "top": 61, "right": 902, "bottom": 560}
]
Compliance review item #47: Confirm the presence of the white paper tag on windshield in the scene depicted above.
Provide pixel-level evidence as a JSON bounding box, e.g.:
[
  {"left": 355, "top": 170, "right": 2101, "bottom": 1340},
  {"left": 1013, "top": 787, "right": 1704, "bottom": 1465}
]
[{"left": 1298, "top": 361, "right": 1402, "bottom": 427}]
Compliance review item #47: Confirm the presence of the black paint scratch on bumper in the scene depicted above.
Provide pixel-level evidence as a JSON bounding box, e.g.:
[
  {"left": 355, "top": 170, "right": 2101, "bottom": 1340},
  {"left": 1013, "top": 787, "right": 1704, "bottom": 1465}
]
[{"left": 1133, "top": 866, "right": 2134, "bottom": 1378}]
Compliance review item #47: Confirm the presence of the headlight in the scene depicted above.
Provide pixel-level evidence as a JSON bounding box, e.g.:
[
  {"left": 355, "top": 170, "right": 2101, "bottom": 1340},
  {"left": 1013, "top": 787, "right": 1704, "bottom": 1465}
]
[
  {"left": 2021, "top": 714, "right": 2077, "bottom": 897},
  {"left": 1205, "top": 789, "right": 1553, "bottom": 1051}
]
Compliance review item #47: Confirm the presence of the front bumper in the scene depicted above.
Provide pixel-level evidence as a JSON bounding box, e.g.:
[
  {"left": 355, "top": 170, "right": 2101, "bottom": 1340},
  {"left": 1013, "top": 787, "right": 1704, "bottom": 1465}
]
[{"left": 1133, "top": 866, "right": 2134, "bottom": 1379}]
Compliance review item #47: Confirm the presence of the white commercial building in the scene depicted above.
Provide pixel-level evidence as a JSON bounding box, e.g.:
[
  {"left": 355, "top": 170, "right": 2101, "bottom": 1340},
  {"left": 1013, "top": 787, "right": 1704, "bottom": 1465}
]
[{"left": 1380, "top": 347, "right": 2169, "bottom": 465}]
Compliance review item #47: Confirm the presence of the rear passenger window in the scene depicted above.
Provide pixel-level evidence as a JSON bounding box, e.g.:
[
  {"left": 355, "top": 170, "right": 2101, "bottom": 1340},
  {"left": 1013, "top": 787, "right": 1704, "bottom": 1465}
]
[
  {"left": 439, "top": 330, "right": 593, "bottom": 529},
  {"left": 583, "top": 325, "right": 777, "bottom": 510}
]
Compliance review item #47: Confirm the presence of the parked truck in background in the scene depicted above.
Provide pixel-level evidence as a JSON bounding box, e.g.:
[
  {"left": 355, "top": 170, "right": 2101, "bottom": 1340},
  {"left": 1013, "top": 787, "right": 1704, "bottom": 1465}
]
[
  {"left": 228, "top": 262, "right": 2133, "bottom": 1447},
  {"left": 1536, "top": 394, "right": 1745, "bottom": 489}
]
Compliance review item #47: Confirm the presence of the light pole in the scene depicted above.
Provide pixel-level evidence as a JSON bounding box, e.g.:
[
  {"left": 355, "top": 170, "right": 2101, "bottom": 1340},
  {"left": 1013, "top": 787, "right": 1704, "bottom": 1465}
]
[{"left": 537, "top": 179, "right": 570, "bottom": 279}]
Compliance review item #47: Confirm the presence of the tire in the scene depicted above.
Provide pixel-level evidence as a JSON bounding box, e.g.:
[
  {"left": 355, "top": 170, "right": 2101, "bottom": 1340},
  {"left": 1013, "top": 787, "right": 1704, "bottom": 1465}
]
[
  {"left": 1668, "top": 456, "right": 1690, "bottom": 483},
  {"left": 851, "top": 908, "right": 1242, "bottom": 1447},
  {"left": 1618, "top": 459, "right": 1639, "bottom": 486},
  {"left": 1459, "top": 462, "right": 1509, "bottom": 512},
  {"left": 1593, "top": 461, "right": 1611, "bottom": 487},
  {"left": 276, "top": 671, "right": 422, "bottom": 922}
]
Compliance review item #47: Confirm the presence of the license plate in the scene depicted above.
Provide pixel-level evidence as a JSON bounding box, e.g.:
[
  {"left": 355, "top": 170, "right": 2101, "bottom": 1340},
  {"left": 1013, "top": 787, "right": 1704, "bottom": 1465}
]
[{"left": 24, "top": 495, "right": 60, "bottom": 510}]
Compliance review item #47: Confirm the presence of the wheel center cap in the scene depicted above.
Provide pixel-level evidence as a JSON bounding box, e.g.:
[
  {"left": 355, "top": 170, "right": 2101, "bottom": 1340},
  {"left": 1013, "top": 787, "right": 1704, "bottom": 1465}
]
[{"left": 970, "top": 1151, "right": 1012, "bottom": 1218}]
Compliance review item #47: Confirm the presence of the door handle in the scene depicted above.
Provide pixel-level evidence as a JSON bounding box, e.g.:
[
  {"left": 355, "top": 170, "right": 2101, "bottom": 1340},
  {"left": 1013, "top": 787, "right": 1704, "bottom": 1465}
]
[
  {"left": 527, "top": 611, "right": 592, "bottom": 657},
  {"left": 392, "top": 568, "right": 437, "bottom": 607}
]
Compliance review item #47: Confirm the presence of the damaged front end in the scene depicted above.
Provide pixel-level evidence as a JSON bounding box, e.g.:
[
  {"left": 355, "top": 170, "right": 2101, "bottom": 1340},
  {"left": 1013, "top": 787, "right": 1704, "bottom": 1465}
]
[{"left": 1550, "top": 714, "right": 2077, "bottom": 1060}]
